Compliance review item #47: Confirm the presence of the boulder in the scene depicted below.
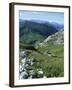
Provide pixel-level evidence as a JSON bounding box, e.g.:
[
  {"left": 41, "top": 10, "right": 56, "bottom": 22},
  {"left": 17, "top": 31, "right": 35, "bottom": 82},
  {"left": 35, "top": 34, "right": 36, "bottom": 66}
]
[
  {"left": 20, "top": 71, "right": 29, "bottom": 79},
  {"left": 37, "top": 70, "right": 44, "bottom": 78}
]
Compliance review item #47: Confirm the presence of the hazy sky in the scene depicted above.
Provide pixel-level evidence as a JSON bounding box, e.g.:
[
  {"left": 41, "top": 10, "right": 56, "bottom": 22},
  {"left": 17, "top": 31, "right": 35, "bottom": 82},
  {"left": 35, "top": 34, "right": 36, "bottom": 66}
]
[{"left": 19, "top": 10, "right": 64, "bottom": 24}]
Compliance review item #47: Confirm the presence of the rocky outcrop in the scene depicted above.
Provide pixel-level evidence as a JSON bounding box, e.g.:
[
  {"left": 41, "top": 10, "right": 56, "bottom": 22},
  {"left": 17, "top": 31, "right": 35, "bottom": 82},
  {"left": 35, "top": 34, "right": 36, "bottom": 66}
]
[
  {"left": 19, "top": 50, "right": 46, "bottom": 79},
  {"left": 39, "top": 30, "right": 64, "bottom": 46}
]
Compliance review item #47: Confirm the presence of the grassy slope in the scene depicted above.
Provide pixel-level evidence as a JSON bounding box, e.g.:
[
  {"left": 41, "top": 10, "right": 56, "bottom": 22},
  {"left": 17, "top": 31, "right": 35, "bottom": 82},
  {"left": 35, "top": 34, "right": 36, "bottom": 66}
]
[
  {"left": 28, "top": 44, "right": 64, "bottom": 77},
  {"left": 20, "top": 31, "right": 46, "bottom": 44}
]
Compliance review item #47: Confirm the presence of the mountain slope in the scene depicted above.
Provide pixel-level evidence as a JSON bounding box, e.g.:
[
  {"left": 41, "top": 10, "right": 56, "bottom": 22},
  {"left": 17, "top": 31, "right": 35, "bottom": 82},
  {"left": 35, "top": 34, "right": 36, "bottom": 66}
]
[
  {"left": 19, "top": 23, "right": 64, "bottom": 78},
  {"left": 19, "top": 20, "right": 61, "bottom": 44},
  {"left": 19, "top": 30, "right": 64, "bottom": 78},
  {"left": 39, "top": 29, "right": 64, "bottom": 46}
]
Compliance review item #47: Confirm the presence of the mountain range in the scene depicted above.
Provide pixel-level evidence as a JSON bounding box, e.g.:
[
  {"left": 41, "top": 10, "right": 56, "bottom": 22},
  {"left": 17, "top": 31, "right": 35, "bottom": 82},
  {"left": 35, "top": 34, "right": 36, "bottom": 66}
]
[{"left": 19, "top": 19, "right": 64, "bottom": 45}]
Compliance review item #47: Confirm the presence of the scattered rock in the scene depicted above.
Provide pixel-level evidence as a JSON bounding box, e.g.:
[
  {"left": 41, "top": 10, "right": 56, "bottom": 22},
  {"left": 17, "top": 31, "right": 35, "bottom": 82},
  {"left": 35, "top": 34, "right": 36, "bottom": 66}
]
[
  {"left": 43, "top": 76, "right": 47, "bottom": 79},
  {"left": 37, "top": 70, "right": 44, "bottom": 78},
  {"left": 19, "top": 50, "right": 46, "bottom": 79},
  {"left": 20, "top": 71, "right": 28, "bottom": 79}
]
